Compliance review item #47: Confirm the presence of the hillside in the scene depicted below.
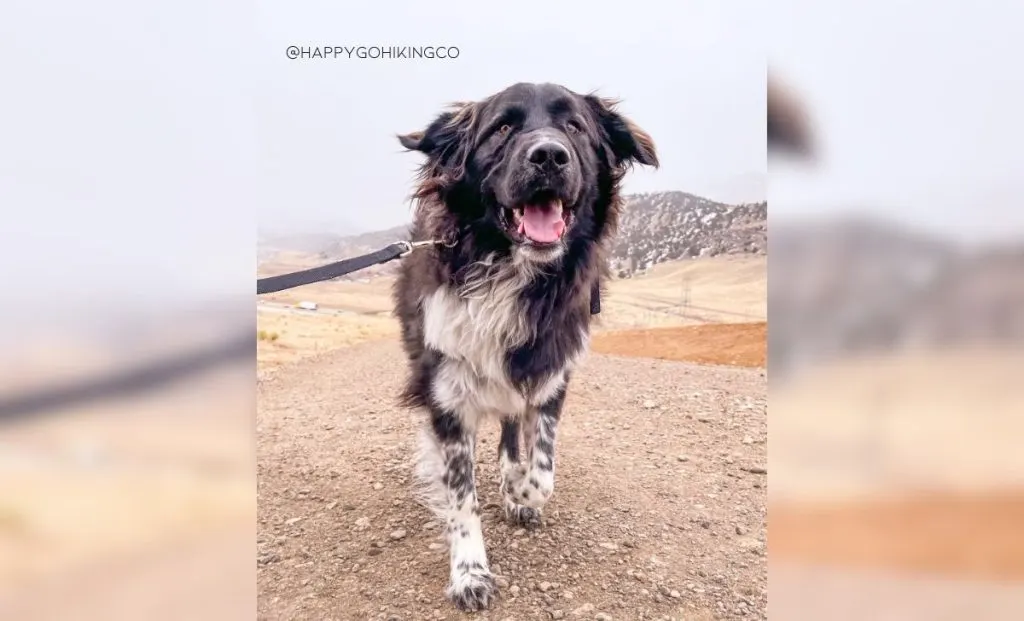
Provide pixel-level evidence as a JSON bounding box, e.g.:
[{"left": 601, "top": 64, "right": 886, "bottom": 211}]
[
  {"left": 257, "top": 191, "right": 767, "bottom": 280},
  {"left": 769, "top": 216, "right": 1024, "bottom": 378},
  {"left": 610, "top": 191, "right": 765, "bottom": 276}
]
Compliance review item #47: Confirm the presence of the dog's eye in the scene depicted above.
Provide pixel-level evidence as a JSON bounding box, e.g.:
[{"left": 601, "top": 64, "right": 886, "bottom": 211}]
[
  {"left": 497, "top": 124, "right": 512, "bottom": 136},
  {"left": 566, "top": 121, "right": 582, "bottom": 134}
]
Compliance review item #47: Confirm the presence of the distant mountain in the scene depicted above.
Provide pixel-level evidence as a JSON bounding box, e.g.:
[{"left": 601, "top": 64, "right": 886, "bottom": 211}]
[
  {"left": 769, "top": 216, "right": 1024, "bottom": 378},
  {"left": 610, "top": 191, "right": 766, "bottom": 276},
  {"left": 257, "top": 231, "right": 346, "bottom": 257}
]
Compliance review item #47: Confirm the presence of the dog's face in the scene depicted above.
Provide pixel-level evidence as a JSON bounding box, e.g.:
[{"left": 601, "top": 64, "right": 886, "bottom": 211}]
[{"left": 399, "top": 82, "right": 658, "bottom": 262}]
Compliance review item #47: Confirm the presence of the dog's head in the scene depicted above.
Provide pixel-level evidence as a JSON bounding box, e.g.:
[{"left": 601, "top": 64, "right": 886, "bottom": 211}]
[{"left": 399, "top": 82, "right": 658, "bottom": 263}]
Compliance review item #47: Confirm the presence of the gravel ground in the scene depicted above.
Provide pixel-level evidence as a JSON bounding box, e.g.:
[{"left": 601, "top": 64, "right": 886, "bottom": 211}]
[{"left": 257, "top": 340, "right": 767, "bottom": 620}]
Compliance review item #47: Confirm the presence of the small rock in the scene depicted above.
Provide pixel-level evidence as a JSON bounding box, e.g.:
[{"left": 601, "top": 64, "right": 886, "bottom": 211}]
[
  {"left": 390, "top": 529, "right": 407, "bottom": 540},
  {"left": 257, "top": 552, "right": 280, "bottom": 566},
  {"left": 510, "top": 585, "right": 521, "bottom": 596},
  {"left": 562, "top": 590, "right": 574, "bottom": 600},
  {"left": 284, "top": 517, "right": 303, "bottom": 526},
  {"left": 744, "top": 466, "right": 767, "bottom": 475},
  {"left": 539, "top": 581, "right": 553, "bottom": 592},
  {"left": 598, "top": 542, "right": 618, "bottom": 550},
  {"left": 595, "top": 613, "right": 613, "bottom": 621},
  {"left": 550, "top": 611, "right": 565, "bottom": 620},
  {"left": 495, "top": 576, "right": 510, "bottom": 589},
  {"left": 676, "top": 455, "right": 690, "bottom": 462},
  {"left": 355, "top": 517, "right": 371, "bottom": 529},
  {"left": 642, "top": 400, "right": 658, "bottom": 409},
  {"left": 513, "top": 528, "right": 527, "bottom": 537},
  {"left": 739, "top": 537, "right": 765, "bottom": 555},
  {"left": 326, "top": 501, "right": 339, "bottom": 511},
  {"left": 736, "top": 525, "right": 747, "bottom": 536},
  {"left": 373, "top": 482, "right": 384, "bottom": 491},
  {"left": 742, "top": 435, "right": 755, "bottom": 445},
  {"left": 669, "top": 590, "right": 681, "bottom": 599},
  {"left": 428, "top": 542, "right": 444, "bottom": 551},
  {"left": 571, "top": 602, "right": 594, "bottom": 616}
]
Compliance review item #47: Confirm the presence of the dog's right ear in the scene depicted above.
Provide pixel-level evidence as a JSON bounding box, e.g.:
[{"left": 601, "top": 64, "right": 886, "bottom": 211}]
[
  {"left": 767, "top": 76, "right": 814, "bottom": 157},
  {"left": 397, "top": 102, "right": 477, "bottom": 159}
]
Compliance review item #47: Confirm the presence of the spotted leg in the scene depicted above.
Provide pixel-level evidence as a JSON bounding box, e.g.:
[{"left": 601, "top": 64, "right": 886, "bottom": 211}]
[
  {"left": 500, "top": 386, "right": 566, "bottom": 521},
  {"left": 498, "top": 417, "right": 541, "bottom": 525},
  {"left": 416, "top": 409, "right": 496, "bottom": 611}
]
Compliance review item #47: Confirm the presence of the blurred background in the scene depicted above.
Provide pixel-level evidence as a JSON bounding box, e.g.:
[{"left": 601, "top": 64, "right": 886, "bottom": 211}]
[
  {"left": 1, "top": 1, "right": 255, "bottom": 619},
  {"left": 768, "top": 1, "right": 1024, "bottom": 619}
]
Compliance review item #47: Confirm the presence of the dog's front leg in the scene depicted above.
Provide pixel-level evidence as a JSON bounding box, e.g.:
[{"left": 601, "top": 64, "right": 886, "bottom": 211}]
[
  {"left": 501, "top": 386, "right": 566, "bottom": 517},
  {"left": 418, "top": 407, "right": 496, "bottom": 611},
  {"left": 498, "top": 417, "right": 540, "bottom": 524}
]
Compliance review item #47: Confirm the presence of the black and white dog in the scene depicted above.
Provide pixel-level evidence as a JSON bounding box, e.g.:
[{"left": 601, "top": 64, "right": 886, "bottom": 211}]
[{"left": 392, "top": 82, "right": 658, "bottom": 611}]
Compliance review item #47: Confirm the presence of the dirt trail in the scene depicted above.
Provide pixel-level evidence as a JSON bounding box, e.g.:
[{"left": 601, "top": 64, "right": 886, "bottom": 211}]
[{"left": 257, "top": 340, "right": 767, "bottom": 620}]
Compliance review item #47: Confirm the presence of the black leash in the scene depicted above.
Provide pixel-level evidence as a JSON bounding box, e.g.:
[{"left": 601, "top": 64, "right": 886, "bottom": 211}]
[
  {"left": 257, "top": 240, "right": 434, "bottom": 295},
  {"left": 258, "top": 239, "right": 601, "bottom": 315},
  {"left": 0, "top": 331, "right": 253, "bottom": 423}
]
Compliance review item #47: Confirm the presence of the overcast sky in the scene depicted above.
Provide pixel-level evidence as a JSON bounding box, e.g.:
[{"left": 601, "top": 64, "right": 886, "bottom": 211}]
[
  {"left": 254, "top": 0, "right": 767, "bottom": 233},
  {"left": 770, "top": 0, "right": 1024, "bottom": 244}
]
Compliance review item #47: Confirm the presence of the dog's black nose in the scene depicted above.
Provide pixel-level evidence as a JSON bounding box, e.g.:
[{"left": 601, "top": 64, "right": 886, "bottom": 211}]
[{"left": 527, "top": 142, "right": 570, "bottom": 170}]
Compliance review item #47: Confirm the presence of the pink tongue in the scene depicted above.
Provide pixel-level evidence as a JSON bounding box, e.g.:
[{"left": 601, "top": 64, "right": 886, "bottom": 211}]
[{"left": 518, "top": 203, "right": 565, "bottom": 243}]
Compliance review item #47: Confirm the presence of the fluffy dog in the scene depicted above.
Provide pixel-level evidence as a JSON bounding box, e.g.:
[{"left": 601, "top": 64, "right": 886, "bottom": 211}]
[{"left": 392, "top": 82, "right": 658, "bottom": 610}]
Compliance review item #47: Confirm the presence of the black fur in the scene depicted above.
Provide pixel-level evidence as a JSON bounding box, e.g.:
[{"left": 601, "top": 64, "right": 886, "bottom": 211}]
[
  {"left": 393, "top": 82, "right": 657, "bottom": 408},
  {"left": 391, "top": 82, "right": 658, "bottom": 612}
]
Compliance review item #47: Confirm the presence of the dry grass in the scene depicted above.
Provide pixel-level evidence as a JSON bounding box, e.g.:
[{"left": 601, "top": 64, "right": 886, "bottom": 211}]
[
  {"left": 598, "top": 255, "right": 766, "bottom": 331},
  {"left": 256, "top": 311, "right": 399, "bottom": 371}
]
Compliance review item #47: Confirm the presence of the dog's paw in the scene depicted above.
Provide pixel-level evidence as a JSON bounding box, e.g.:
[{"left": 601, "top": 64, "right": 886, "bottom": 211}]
[
  {"left": 503, "top": 499, "right": 542, "bottom": 526},
  {"left": 446, "top": 567, "right": 498, "bottom": 611},
  {"left": 510, "top": 472, "right": 554, "bottom": 510}
]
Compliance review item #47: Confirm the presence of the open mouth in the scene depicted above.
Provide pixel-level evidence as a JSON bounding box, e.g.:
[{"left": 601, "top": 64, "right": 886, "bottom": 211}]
[{"left": 504, "top": 190, "right": 573, "bottom": 245}]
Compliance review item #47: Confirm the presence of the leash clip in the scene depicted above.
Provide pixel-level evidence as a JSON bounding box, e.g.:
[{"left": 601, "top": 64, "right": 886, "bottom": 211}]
[{"left": 397, "top": 239, "right": 439, "bottom": 258}]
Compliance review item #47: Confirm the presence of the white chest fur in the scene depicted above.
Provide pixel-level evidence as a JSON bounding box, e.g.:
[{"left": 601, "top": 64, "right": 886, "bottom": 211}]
[{"left": 420, "top": 260, "right": 586, "bottom": 423}]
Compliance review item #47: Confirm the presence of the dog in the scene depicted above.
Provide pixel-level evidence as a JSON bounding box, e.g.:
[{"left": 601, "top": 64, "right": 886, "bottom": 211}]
[{"left": 392, "top": 82, "right": 658, "bottom": 611}]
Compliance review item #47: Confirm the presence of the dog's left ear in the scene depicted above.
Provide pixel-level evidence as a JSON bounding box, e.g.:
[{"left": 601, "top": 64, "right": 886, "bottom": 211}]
[
  {"left": 585, "top": 95, "right": 659, "bottom": 169},
  {"left": 397, "top": 101, "right": 477, "bottom": 159}
]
